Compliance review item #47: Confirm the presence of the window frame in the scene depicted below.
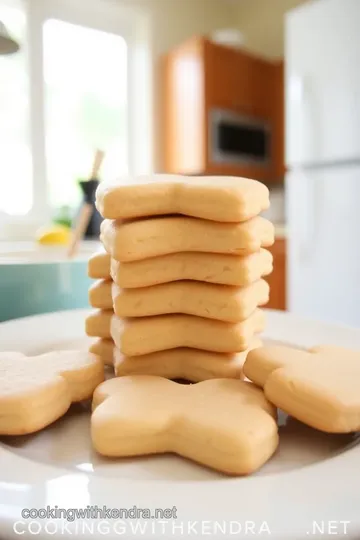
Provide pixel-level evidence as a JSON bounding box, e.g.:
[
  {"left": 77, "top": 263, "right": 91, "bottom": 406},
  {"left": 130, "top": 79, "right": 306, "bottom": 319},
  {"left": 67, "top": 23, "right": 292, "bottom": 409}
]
[{"left": 1, "top": 0, "right": 153, "bottom": 240}]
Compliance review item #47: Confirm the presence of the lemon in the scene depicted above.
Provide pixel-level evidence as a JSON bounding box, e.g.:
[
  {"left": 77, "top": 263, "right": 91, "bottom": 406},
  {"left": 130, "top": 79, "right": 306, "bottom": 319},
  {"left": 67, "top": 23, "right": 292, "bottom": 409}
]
[{"left": 36, "top": 225, "right": 71, "bottom": 246}]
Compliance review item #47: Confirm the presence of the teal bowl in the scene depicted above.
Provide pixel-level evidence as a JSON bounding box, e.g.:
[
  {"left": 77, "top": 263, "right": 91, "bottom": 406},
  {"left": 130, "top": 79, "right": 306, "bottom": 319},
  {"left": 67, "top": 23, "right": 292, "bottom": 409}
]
[{"left": 0, "top": 242, "right": 100, "bottom": 322}]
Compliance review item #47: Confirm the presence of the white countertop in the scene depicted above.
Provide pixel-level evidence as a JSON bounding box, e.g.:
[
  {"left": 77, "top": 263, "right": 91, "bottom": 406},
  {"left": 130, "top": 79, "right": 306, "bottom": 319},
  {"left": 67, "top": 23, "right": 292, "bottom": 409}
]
[
  {"left": 0, "top": 240, "right": 101, "bottom": 253},
  {"left": 0, "top": 240, "right": 102, "bottom": 263}
]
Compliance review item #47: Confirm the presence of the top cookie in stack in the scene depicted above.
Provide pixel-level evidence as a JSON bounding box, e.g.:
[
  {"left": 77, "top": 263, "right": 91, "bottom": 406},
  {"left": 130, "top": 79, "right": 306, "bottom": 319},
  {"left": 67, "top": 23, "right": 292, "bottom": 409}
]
[
  {"left": 96, "top": 174, "right": 270, "bottom": 223},
  {"left": 88, "top": 174, "right": 274, "bottom": 381}
]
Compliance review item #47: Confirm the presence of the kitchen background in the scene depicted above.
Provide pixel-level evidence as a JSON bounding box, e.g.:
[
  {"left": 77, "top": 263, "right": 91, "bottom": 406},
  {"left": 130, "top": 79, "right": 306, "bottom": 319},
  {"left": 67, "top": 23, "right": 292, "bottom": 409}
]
[{"left": 1, "top": 0, "right": 358, "bottom": 327}]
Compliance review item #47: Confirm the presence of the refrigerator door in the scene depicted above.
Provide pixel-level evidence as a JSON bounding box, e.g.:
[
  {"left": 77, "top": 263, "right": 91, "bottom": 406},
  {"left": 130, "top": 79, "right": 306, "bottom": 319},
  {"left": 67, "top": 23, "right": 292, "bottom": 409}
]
[
  {"left": 286, "top": 164, "right": 360, "bottom": 326},
  {"left": 285, "top": 0, "right": 360, "bottom": 167}
]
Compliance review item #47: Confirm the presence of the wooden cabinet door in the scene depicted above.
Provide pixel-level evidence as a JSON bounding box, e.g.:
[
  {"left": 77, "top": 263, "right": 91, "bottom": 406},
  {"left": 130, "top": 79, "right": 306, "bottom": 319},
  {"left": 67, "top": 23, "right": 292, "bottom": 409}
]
[
  {"left": 205, "top": 41, "right": 251, "bottom": 112},
  {"left": 249, "top": 59, "right": 285, "bottom": 182},
  {"left": 265, "top": 238, "right": 286, "bottom": 310},
  {"left": 234, "top": 50, "right": 252, "bottom": 112},
  {"left": 162, "top": 38, "right": 206, "bottom": 174},
  {"left": 272, "top": 62, "right": 285, "bottom": 179},
  {"left": 205, "top": 40, "right": 237, "bottom": 109},
  {"left": 249, "top": 57, "right": 273, "bottom": 118}
]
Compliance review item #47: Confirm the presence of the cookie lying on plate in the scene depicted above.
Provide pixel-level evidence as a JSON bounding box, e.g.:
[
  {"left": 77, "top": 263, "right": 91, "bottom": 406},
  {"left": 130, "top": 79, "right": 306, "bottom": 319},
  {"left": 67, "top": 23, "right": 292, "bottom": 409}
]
[
  {"left": 101, "top": 216, "right": 274, "bottom": 262},
  {"left": 0, "top": 351, "right": 103, "bottom": 435},
  {"left": 95, "top": 174, "right": 270, "bottom": 223},
  {"left": 91, "top": 375, "right": 278, "bottom": 475},
  {"left": 243, "top": 345, "right": 360, "bottom": 433}
]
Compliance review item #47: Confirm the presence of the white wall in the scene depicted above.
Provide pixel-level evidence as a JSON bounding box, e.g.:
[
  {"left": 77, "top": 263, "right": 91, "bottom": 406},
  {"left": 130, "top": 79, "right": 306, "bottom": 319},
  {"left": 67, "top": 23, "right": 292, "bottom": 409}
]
[
  {"left": 122, "top": 0, "right": 309, "bottom": 58},
  {"left": 116, "top": 0, "right": 237, "bottom": 169},
  {"left": 114, "top": 0, "right": 308, "bottom": 168},
  {"left": 120, "top": 0, "right": 237, "bottom": 55},
  {"left": 234, "top": 0, "right": 308, "bottom": 59}
]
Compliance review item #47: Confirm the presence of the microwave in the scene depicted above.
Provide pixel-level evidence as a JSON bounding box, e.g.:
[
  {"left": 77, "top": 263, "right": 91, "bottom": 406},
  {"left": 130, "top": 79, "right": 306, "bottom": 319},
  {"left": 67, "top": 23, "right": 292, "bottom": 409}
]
[{"left": 209, "top": 109, "right": 271, "bottom": 167}]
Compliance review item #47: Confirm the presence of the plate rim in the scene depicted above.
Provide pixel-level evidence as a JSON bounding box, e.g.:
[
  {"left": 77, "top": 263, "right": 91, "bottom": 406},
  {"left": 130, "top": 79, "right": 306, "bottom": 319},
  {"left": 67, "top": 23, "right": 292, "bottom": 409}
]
[{"left": 0, "top": 308, "right": 359, "bottom": 540}]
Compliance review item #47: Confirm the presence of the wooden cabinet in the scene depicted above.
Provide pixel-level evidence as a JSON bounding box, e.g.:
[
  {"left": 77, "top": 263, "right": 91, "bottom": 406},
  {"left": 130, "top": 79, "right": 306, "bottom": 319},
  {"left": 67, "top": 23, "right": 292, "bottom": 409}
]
[
  {"left": 249, "top": 57, "right": 273, "bottom": 118},
  {"left": 205, "top": 40, "right": 240, "bottom": 109},
  {"left": 265, "top": 238, "right": 286, "bottom": 311},
  {"left": 205, "top": 40, "right": 252, "bottom": 112},
  {"left": 162, "top": 37, "right": 284, "bottom": 181},
  {"left": 163, "top": 38, "right": 206, "bottom": 175},
  {"left": 272, "top": 62, "right": 285, "bottom": 180}
]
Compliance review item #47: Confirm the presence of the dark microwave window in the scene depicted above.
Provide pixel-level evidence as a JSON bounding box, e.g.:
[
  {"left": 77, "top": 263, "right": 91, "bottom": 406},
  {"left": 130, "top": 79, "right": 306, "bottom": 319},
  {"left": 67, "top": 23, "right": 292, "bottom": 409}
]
[{"left": 217, "top": 122, "right": 268, "bottom": 159}]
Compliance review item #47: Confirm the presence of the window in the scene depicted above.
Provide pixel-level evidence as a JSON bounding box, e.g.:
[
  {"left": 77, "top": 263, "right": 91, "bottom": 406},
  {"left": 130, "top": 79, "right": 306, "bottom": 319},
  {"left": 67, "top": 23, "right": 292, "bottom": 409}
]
[
  {"left": 0, "top": 0, "right": 152, "bottom": 239},
  {"left": 43, "top": 19, "right": 128, "bottom": 209},
  {"left": 0, "top": 1, "right": 31, "bottom": 215}
]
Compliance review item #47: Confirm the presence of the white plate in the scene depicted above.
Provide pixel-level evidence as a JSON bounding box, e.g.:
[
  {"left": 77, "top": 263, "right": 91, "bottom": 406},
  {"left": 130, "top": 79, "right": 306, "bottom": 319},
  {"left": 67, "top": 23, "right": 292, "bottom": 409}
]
[{"left": 0, "top": 309, "right": 359, "bottom": 539}]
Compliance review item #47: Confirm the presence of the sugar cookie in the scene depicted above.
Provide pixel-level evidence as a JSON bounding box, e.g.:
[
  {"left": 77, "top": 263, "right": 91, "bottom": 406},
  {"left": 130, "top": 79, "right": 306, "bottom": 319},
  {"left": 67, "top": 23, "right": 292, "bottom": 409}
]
[
  {"left": 243, "top": 345, "right": 307, "bottom": 387},
  {"left": 88, "top": 251, "right": 111, "bottom": 279},
  {"left": 89, "top": 338, "right": 115, "bottom": 366},
  {"left": 114, "top": 339, "right": 261, "bottom": 381},
  {"left": 0, "top": 351, "right": 103, "bottom": 435},
  {"left": 110, "top": 249, "right": 273, "bottom": 289},
  {"left": 85, "top": 310, "right": 112, "bottom": 339},
  {"left": 111, "top": 310, "right": 265, "bottom": 356},
  {"left": 101, "top": 216, "right": 274, "bottom": 262},
  {"left": 244, "top": 345, "right": 360, "bottom": 433},
  {"left": 91, "top": 375, "right": 278, "bottom": 475},
  {"left": 89, "top": 280, "right": 113, "bottom": 309},
  {"left": 95, "top": 174, "right": 269, "bottom": 223},
  {"left": 112, "top": 279, "right": 269, "bottom": 322}
]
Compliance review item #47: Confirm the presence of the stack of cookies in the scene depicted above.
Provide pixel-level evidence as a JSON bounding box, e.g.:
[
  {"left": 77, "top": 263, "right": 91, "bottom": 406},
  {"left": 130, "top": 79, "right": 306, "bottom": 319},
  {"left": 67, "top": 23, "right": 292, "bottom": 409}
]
[
  {"left": 86, "top": 175, "right": 274, "bottom": 381},
  {"left": 87, "top": 251, "right": 114, "bottom": 366}
]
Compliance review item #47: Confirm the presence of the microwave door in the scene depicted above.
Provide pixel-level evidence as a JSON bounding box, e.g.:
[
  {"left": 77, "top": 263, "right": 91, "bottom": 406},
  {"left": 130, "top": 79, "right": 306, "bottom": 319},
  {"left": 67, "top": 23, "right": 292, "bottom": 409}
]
[{"left": 210, "top": 109, "right": 270, "bottom": 166}]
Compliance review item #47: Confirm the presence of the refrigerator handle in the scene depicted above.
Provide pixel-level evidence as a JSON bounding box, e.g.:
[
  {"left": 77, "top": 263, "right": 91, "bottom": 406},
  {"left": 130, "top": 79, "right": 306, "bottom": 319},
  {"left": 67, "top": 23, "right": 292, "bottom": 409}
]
[
  {"left": 289, "top": 72, "right": 319, "bottom": 166},
  {"left": 299, "top": 175, "right": 323, "bottom": 262}
]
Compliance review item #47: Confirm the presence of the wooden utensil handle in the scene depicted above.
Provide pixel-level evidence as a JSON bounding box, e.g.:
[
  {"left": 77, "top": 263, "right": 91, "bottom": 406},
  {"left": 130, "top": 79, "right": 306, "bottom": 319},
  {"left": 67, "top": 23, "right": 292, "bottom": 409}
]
[
  {"left": 67, "top": 203, "right": 93, "bottom": 258},
  {"left": 91, "top": 149, "right": 105, "bottom": 179}
]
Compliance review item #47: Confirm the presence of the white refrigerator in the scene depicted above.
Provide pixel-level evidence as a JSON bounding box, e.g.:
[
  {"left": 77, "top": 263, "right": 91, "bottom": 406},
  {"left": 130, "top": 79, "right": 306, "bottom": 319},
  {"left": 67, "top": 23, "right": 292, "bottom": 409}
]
[{"left": 285, "top": 0, "right": 360, "bottom": 326}]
